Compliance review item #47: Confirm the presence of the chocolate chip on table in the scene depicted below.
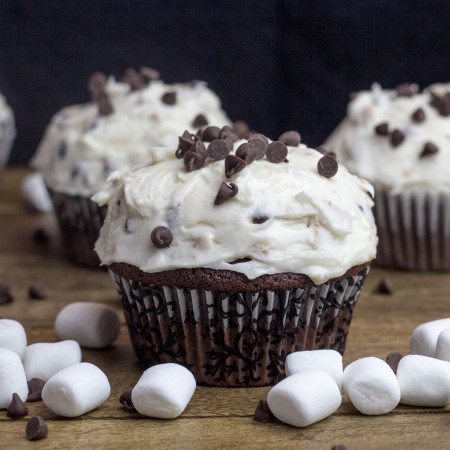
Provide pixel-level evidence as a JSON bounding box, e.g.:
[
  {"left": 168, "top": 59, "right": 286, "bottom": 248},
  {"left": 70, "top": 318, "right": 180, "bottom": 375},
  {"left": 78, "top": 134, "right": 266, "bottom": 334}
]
[
  {"left": 119, "top": 388, "right": 136, "bottom": 413},
  {"left": 411, "top": 107, "right": 425, "bottom": 123},
  {"left": 232, "top": 120, "right": 250, "bottom": 139},
  {"left": 207, "top": 139, "right": 232, "bottom": 161},
  {"left": 248, "top": 138, "right": 267, "bottom": 159},
  {"left": 28, "top": 283, "right": 47, "bottom": 300},
  {"left": 225, "top": 155, "right": 246, "bottom": 178},
  {"left": 331, "top": 445, "right": 347, "bottom": 450},
  {"left": 161, "top": 91, "right": 177, "bottom": 105},
  {"left": 214, "top": 182, "right": 238, "bottom": 206},
  {"left": 374, "top": 122, "right": 389, "bottom": 136},
  {"left": 151, "top": 226, "right": 173, "bottom": 249},
  {"left": 0, "top": 283, "right": 13, "bottom": 305},
  {"left": 191, "top": 114, "right": 208, "bottom": 128},
  {"left": 373, "top": 277, "right": 394, "bottom": 295},
  {"left": 317, "top": 155, "right": 338, "bottom": 178},
  {"left": 236, "top": 142, "right": 257, "bottom": 164},
  {"left": 184, "top": 151, "right": 205, "bottom": 172},
  {"left": 252, "top": 216, "right": 269, "bottom": 224},
  {"left": 97, "top": 92, "right": 114, "bottom": 116},
  {"left": 420, "top": 142, "right": 439, "bottom": 158},
  {"left": 395, "top": 83, "right": 417, "bottom": 97},
  {"left": 27, "top": 378, "right": 46, "bottom": 402},
  {"left": 139, "top": 66, "right": 160, "bottom": 82},
  {"left": 253, "top": 397, "right": 276, "bottom": 423},
  {"left": 277, "top": 131, "right": 301, "bottom": 146},
  {"left": 390, "top": 129, "right": 405, "bottom": 147},
  {"left": 32, "top": 228, "right": 50, "bottom": 244},
  {"left": 385, "top": 352, "right": 403, "bottom": 374},
  {"left": 202, "top": 126, "right": 221, "bottom": 142},
  {"left": 25, "top": 416, "right": 48, "bottom": 441},
  {"left": 266, "top": 141, "right": 288, "bottom": 163},
  {"left": 7, "top": 393, "right": 28, "bottom": 419}
]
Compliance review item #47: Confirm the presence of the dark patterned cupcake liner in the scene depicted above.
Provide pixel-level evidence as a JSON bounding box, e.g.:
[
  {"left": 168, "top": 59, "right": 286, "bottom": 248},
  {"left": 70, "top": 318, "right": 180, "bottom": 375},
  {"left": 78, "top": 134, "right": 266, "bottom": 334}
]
[
  {"left": 47, "top": 187, "right": 107, "bottom": 267},
  {"left": 374, "top": 189, "right": 450, "bottom": 270},
  {"left": 110, "top": 265, "right": 370, "bottom": 387}
]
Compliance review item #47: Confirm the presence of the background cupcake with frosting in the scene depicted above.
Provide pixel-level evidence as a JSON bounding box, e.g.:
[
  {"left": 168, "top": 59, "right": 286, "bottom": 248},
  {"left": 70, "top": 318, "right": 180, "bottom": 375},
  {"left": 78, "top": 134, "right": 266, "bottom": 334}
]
[{"left": 0, "top": 90, "right": 15, "bottom": 174}]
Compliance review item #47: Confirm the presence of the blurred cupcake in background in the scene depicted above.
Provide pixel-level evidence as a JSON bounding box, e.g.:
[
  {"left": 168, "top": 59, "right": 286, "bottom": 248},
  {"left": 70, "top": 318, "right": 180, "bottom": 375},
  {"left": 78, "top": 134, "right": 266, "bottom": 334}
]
[
  {"left": 325, "top": 83, "right": 450, "bottom": 271},
  {"left": 0, "top": 90, "right": 16, "bottom": 174},
  {"left": 32, "top": 67, "right": 233, "bottom": 266}
]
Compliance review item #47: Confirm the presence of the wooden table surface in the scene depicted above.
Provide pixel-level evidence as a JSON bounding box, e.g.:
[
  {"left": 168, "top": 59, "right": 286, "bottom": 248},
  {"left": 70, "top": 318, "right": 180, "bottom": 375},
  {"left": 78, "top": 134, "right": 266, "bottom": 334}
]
[{"left": 1, "top": 168, "right": 449, "bottom": 449}]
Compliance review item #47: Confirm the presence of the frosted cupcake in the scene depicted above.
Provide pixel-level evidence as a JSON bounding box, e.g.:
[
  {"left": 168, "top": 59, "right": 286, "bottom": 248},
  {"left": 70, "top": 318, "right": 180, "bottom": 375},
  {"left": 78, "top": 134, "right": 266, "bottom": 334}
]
[
  {"left": 325, "top": 83, "right": 450, "bottom": 270},
  {"left": 32, "top": 68, "right": 231, "bottom": 266},
  {"left": 94, "top": 128, "right": 377, "bottom": 386},
  {"left": 0, "top": 90, "right": 15, "bottom": 173}
]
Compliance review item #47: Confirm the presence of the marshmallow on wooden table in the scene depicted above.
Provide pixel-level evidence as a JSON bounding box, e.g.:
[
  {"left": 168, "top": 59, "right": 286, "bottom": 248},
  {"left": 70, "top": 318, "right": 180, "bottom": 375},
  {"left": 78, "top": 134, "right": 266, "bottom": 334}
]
[
  {"left": 23, "top": 340, "right": 82, "bottom": 381},
  {"left": 21, "top": 172, "right": 53, "bottom": 212},
  {"left": 0, "top": 319, "right": 27, "bottom": 359},
  {"left": 267, "top": 370, "right": 341, "bottom": 427},
  {"left": 132, "top": 363, "right": 196, "bottom": 419},
  {"left": 396, "top": 355, "right": 450, "bottom": 407},
  {"left": 55, "top": 302, "right": 121, "bottom": 349},
  {"left": 410, "top": 318, "right": 450, "bottom": 357},
  {"left": 285, "top": 349, "right": 343, "bottom": 390},
  {"left": 42, "top": 362, "right": 110, "bottom": 417},
  {"left": 435, "top": 328, "right": 450, "bottom": 362},
  {"left": 0, "top": 348, "right": 28, "bottom": 408},
  {"left": 343, "top": 357, "right": 400, "bottom": 415}
]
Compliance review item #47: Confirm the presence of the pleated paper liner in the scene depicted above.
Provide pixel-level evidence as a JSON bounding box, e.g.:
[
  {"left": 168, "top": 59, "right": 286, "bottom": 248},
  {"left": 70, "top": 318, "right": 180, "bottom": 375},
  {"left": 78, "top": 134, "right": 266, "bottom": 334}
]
[{"left": 110, "top": 265, "right": 370, "bottom": 387}]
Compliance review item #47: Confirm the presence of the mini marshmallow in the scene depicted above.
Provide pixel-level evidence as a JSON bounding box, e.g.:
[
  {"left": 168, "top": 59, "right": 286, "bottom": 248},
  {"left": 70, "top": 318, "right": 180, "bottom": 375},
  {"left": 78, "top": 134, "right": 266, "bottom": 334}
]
[
  {"left": 42, "top": 362, "right": 110, "bottom": 417},
  {"left": 0, "top": 319, "right": 27, "bottom": 359},
  {"left": 435, "top": 328, "right": 450, "bottom": 362},
  {"left": 55, "top": 302, "right": 121, "bottom": 349},
  {"left": 23, "top": 340, "right": 82, "bottom": 381},
  {"left": 21, "top": 172, "right": 53, "bottom": 212},
  {"left": 410, "top": 318, "right": 450, "bottom": 357},
  {"left": 267, "top": 370, "right": 341, "bottom": 427},
  {"left": 396, "top": 355, "right": 450, "bottom": 406},
  {"left": 285, "top": 349, "right": 343, "bottom": 390},
  {"left": 343, "top": 357, "right": 400, "bottom": 415},
  {"left": 0, "top": 348, "right": 28, "bottom": 408},
  {"left": 132, "top": 363, "right": 196, "bottom": 419}
]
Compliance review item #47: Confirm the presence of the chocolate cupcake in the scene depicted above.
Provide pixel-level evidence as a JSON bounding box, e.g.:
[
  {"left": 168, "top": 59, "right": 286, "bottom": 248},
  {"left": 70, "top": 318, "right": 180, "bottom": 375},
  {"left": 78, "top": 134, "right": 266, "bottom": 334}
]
[
  {"left": 31, "top": 68, "right": 231, "bottom": 266},
  {"left": 325, "top": 83, "right": 450, "bottom": 270},
  {"left": 0, "top": 90, "right": 15, "bottom": 174},
  {"left": 94, "top": 128, "right": 377, "bottom": 386}
]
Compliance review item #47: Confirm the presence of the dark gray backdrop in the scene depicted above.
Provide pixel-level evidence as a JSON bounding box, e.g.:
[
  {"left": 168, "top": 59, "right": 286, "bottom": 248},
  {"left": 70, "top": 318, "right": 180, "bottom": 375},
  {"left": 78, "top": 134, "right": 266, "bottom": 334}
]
[{"left": 1, "top": 0, "right": 449, "bottom": 165}]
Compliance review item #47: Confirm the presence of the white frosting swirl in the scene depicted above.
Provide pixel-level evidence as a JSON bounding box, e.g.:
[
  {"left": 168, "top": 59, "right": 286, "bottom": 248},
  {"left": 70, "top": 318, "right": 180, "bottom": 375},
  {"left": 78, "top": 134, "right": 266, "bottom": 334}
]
[
  {"left": 94, "top": 140, "right": 377, "bottom": 284},
  {"left": 325, "top": 83, "right": 450, "bottom": 194},
  {"left": 0, "top": 91, "right": 16, "bottom": 171},
  {"left": 32, "top": 78, "right": 230, "bottom": 196}
]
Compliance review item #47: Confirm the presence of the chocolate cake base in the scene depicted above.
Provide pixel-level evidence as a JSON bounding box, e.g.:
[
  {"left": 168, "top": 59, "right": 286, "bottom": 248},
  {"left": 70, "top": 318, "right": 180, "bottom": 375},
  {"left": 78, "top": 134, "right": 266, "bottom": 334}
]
[{"left": 109, "top": 263, "right": 370, "bottom": 387}]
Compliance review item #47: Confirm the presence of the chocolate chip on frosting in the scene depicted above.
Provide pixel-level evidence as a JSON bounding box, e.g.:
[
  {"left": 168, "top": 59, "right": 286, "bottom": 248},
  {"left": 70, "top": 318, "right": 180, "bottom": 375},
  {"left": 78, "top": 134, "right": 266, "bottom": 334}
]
[
  {"left": 420, "top": 142, "right": 439, "bottom": 158},
  {"left": 266, "top": 141, "right": 288, "bottom": 163},
  {"left": 219, "top": 126, "right": 239, "bottom": 143},
  {"left": 7, "top": 393, "right": 28, "bottom": 419},
  {"left": 207, "top": 139, "right": 232, "bottom": 161},
  {"left": 192, "top": 114, "right": 208, "bottom": 128},
  {"left": 317, "top": 155, "right": 338, "bottom": 178},
  {"left": 277, "top": 131, "right": 301, "bottom": 146},
  {"left": 190, "top": 140, "right": 207, "bottom": 158},
  {"left": 214, "top": 182, "right": 238, "bottom": 205},
  {"left": 121, "top": 68, "right": 146, "bottom": 90},
  {"left": 430, "top": 92, "right": 450, "bottom": 116},
  {"left": 248, "top": 138, "right": 267, "bottom": 159},
  {"left": 88, "top": 71, "right": 107, "bottom": 101},
  {"left": 232, "top": 120, "right": 250, "bottom": 139},
  {"left": 374, "top": 122, "right": 389, "bottom": 136},
  {"left": 139, "top": 66, "right": 160, "bottom": 82},
  {"left": 395, "top": 83, "right": 418, "bottom": 97},
  {"left": 236, "top": 142, "right": 257, "bottom": 164},
  {"left": 161, "top": 91, "right": 177, "bottom": 105},
  {"left": 249, "top": 133, "right": 269, "bottom": 145},
  {"left": 411, "top": 107, "right": 425, "bottom": 123},
  {"left": 390, "top": 129, "right": 405, "bottom": 147},
  {"left": 184, "top": 151, "right": 205, "bottom": 172},
  {"left": 202, "top": 126, "right": 221, "bottom": 142},
  {"left": 252, "top": 215, "right": 269, "bottom": 224},
  {"left": 225, "top": 155, "right": 246, "bottom": 178},
  {"left": 176, "top": 131, "right": 197, "bottom": 158},
  {"left": 97, "top": 92, "right": 114, "bottom": 116},
  {"left": 57, "top": 141, "right": 67, "bottom": 158},
  {"left": 151, "top": 226, "right": 173, "bottom": 248}
]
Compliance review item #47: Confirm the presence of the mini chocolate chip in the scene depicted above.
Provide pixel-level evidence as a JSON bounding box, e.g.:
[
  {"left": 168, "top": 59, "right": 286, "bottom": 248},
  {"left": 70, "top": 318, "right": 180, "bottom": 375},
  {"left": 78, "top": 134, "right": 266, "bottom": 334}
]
[
  {"left": 225, "top": 155, "right": 246, "bottom": 178},
  {"left": 26, "top": 416, "right": 48, "bottom": 441},
  {"left": 232, "top": 120, "right": 250, "bottom": 139},
  {"left": 236, "top": 142, "right": 257, "bottom": 164},
  {"left": 374, "top": 122, "right": 389, "bottom": 136},
  {"left": 253, "top": 397, "right": 276, "bottom": 423},
  {"left": 317, "top": 155, "right": 338, "bottom": 178},
  {"left": 390, "top": 129, "right": 405, "bottom": 147},
  {"left": 139, "top": 66, "right": 160, "bottom": 82},
  {"left": 189, "top": 140, "right": 207, "bottom": 158},
  {"left": 88, "top": 72, "right": 107, "bottom": 101},
  {"left": 411, "top": 107, "right": 425, "bottom": 123},
  {"left": 32, "top": 228, "right": 50, "bottom": 244},
  {"left": 202, "top": 126, "right": 221, "bottom": 142},
  {"left": 207, "top": 139, "right": 232, "bottom": 161},
  {"left": 214, "top": 182, "right": 238, "bottom": 206},
  {"left": 331, "top": 445, "right": 347, "bottom": 450},
  {"left": 176, "top": 132, "right": 197, "bottom": 158},
  {"left": 248, "top": 138, "right": 267, "bottom": 159},
  {"left": 27, "top": 379, "right": 45, "bottom": 402},
  {"left": 266, "top": 141, "right": 288, "bottom": 163},
  {"left": 373, "top": 277, "right": 394, "bottom": 295},
  {"left": 184, "top": 151, "right": 205, "bottom": 172},
  {"left": 7, "top": 393, "right": 28, "bottom": 419},
  {"left": 119, "top": 388, "right": 136, "bottom": 412},
  {"left": 97, "top": 92, "right": 114, "bottom": 116},
  {"left": 277, "top": 131, "right": 301, "bottom": 146},
  {"left": 0, "top": 283, "right": 13, "bottom": 305},
  {"left": 161, "top": 91, "right": 177, "bottom": 105},
  {"left": 28, "top": 283, "right": 47, "bottom": 300},
  {"left": 121, "top": 68, "right": 146, "bottom": 90},
  {"left": 386, "top": 352, "right": 403, "bottom": 374},
  {"left": 252, "top": 216, "right": 269, "bottom": 224},
  {"left": 192, "top": 114, "right": 208, "bottom": 128},
  {"left": 395, "top": 83, "right": 417, "bottom": 97},
  {"left": 249, "top": 133, "right": 269, "bottom": 145},
  {"left": 420, "top": 142, "right": 439, "bottom": 158},
  {"left": 151, "top": 226, "right": 173, "bottom": 248}
]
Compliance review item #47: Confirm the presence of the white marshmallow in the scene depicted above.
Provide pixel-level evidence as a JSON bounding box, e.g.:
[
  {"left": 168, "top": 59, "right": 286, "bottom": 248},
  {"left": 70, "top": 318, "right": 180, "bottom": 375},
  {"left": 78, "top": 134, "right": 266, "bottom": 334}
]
[
  {"left": 42, "top": 362, "right": 110, "bottom": 417},
  {"left": 21, "top": 172, "right": 53, "bottom": 212},
  {"left": 285, "top": 349, "right": 343, "bottom": 390},
  {"left": 55, "top": 302, "right": 121, "bottom": 349},
  {"left": 343, "top": 357, "right": 400, "bottom": 415},
  {"left": 267, "top": 370, "right": 341, "bottom": 427},
  {"left": 410, "top": 318, "right": 450, "bottom": 357},
  {"left": 435, "top": 328, "right": 450, "bottom": 362},
  {"left": 132, "top": 363, "right": 196, "bottom": 419},
  {"left": 396, "top": 355, "right": 450, "bottom": 406},
  {"left": 23, "top": 340, "right": 82, "bottom": 381},
  {"left": 0, "top": 348, "right": 28, "bottom": 408},
  {"left": 0, "top": 319, "right": 27, "bottom": 359}
]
